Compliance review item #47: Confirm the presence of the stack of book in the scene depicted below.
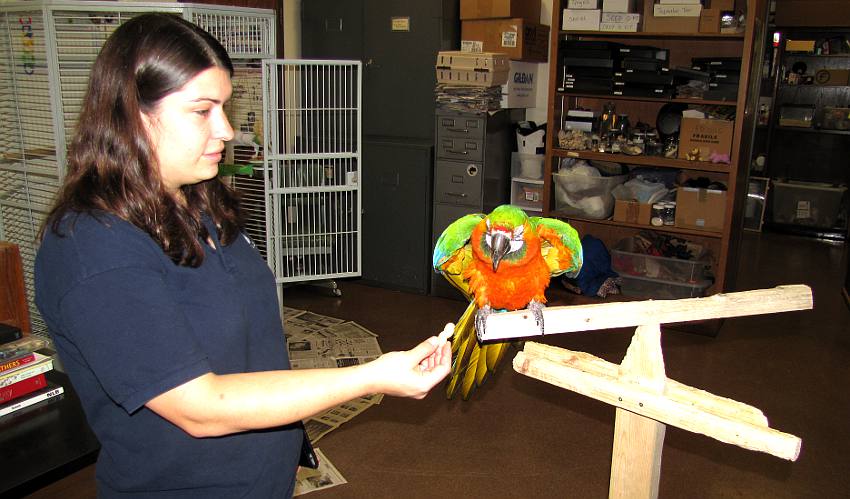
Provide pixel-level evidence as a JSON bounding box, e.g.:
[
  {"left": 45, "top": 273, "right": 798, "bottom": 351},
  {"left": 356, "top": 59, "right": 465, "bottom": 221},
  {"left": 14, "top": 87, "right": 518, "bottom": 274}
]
[
  {"left": 613, "top": 45, "right": 678, "bottom": 99},
  {"left": 558, "top": 40, "right": 618, "bottom": 94},
  {"left": 691, "top": 57, "right": 742, "bottom": 101},
  {"left": 0, "top": 333, "right": 64, "bottom": 418}
]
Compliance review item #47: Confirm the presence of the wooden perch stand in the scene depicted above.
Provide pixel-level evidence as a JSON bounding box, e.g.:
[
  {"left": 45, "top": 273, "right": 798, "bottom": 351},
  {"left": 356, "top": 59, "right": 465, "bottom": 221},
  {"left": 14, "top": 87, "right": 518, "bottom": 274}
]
[{"left": 501, "top": 285, "right": 812, "bottom": 499}]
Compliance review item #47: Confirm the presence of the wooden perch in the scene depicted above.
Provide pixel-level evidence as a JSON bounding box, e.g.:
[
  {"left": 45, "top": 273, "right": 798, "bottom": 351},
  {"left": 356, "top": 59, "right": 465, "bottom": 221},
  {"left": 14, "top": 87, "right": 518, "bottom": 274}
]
[
  {"left": 514, "top": 341, "right": 802, "bottom": 461},
  {"left": 481, "top": 285, "right": 813, "bottom": 341}
]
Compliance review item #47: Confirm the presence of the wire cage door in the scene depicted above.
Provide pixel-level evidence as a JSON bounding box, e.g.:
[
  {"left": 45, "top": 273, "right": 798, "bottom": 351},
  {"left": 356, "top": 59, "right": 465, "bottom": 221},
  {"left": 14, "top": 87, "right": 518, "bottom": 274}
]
[{"left": 262, "top": 60, "right": 362, "bottom": 288}]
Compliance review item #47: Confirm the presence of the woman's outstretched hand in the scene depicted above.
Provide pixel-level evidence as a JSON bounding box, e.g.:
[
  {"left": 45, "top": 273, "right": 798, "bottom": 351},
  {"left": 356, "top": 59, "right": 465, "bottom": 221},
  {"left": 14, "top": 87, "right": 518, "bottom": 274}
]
[{"left": 367, "top": 323, "right": 454, "bottom": 399}]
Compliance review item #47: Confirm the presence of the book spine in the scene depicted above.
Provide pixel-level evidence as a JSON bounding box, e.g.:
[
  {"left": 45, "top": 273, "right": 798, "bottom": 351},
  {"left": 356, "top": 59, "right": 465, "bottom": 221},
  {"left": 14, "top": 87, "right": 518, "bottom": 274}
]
[
  {"left": 0, "top": 385, "right": 65, "bottom": 418},
  {"left": 0, "top": 352, "right": 36, "bottom": 374},
  {"left": 0, "top": 373, "right": 47, "bottom": 403},
  {"left": 0, "top": 358, "right": 53, "bottom": 388}
]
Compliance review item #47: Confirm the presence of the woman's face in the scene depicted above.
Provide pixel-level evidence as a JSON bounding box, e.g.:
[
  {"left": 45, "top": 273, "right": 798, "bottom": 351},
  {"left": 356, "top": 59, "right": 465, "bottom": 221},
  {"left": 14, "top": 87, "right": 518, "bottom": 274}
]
[{"left": 143, "top": 67, "right": 234, "bottom": 193}]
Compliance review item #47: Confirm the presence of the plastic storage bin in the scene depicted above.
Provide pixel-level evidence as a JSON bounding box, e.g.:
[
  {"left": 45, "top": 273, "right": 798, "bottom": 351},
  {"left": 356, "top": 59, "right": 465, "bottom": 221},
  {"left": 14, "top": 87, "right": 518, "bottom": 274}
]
[
  {"left": 619, "top": 274, "right": 712, "bottom": 299},
  {"left": 511, "top": 178, "right": 544, "bottom": 212},
  {"left": 511, "top": 152, "right": 544, "bottom": 180},
  {"left": 771, "top": 180, "right": 847, "bottom": 228},
  {"left": 611, "top": 238, "right": 710, "bottom": 284},
  {"left": 552, "top": 170, "right": 627, "bottom": 219}
]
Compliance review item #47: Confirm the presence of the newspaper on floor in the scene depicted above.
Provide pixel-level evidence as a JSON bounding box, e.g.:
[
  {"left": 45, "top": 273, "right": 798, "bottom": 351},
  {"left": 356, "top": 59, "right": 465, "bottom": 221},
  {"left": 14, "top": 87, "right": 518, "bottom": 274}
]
[
  {"left": 282, "top": 308, "right": 385, "bottom": 442},
  {"left": 293, "top": 448, "right": 347, "bottom": 496}
]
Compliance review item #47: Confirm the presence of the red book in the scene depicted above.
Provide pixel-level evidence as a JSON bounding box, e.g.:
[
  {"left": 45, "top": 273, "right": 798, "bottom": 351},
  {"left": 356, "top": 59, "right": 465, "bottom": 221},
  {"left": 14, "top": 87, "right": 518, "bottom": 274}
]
[
  {"left": 0, "top": 373, "right": 47, "bottom": 404},
  {"left": 0, "top": 352, "right": 37, "bottom": 374}
]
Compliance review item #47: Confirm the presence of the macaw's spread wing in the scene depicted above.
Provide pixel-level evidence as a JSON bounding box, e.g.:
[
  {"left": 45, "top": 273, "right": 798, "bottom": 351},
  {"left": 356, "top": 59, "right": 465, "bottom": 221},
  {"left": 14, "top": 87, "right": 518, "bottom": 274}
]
[
  {"left": 446, "top": 300, "right": 510, "bottom": 400},
  {"left": 433, "top": 213, "right": 483, "bottom": 299},
  {"left": 530, "top": 216, "right": 583, "bottom": 278},
  {"left": 433, "top": 213, "right": 484, "bottom": 272}
]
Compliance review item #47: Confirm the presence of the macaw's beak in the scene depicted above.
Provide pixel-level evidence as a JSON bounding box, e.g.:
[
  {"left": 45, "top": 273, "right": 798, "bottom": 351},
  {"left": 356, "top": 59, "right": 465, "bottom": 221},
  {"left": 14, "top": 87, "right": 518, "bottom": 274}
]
[{"left": 490, "top": 231, "right": 510, "bottom": 272}]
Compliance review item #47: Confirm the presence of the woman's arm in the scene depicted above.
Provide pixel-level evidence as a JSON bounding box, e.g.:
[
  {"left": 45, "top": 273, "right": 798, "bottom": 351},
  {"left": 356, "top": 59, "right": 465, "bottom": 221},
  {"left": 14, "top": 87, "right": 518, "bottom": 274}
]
[{"left": 146, "top": 334, "right": 452, "bottom": 437}]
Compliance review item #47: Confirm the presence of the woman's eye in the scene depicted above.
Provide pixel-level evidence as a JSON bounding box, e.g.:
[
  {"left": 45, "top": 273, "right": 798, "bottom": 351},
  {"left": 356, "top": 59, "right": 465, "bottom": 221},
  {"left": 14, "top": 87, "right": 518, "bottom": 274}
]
[{"left": 195, "top": 109, "right": 211, "bottom": 117}]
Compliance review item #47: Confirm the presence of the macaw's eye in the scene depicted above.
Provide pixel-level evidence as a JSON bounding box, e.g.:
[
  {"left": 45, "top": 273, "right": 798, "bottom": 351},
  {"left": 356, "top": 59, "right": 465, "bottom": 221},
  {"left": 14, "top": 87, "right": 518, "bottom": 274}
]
[{"left": 513, "top": 225, "right": 524, "bottom": 239}]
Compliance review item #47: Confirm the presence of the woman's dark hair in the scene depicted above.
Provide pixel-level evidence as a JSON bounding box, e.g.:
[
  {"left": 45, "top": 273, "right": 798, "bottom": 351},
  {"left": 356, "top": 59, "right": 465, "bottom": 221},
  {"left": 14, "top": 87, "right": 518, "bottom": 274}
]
[{"left": 42, "top": 12, "right": 243, "bottom": 267}]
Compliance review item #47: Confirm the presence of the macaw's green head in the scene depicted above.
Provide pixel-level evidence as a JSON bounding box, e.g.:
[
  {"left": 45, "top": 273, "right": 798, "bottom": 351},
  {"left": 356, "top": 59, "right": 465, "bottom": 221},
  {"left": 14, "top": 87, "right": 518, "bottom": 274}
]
[{"left": 483, "top": 205, "right": 530, "bottom": 272}]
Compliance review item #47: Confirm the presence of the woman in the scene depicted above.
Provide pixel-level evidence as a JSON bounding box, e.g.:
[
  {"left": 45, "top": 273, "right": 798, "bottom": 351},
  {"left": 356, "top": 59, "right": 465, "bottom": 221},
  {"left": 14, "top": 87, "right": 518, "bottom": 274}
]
[{"left": 35, "top": 13, "right": 450, "bottom": 498}]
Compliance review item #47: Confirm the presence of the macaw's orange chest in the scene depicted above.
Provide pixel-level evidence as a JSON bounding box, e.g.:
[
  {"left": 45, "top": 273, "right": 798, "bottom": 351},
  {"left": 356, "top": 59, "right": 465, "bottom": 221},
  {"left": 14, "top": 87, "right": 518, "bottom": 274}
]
[{"left": 467, "top": 255, "right": 551, "bottom": 311}]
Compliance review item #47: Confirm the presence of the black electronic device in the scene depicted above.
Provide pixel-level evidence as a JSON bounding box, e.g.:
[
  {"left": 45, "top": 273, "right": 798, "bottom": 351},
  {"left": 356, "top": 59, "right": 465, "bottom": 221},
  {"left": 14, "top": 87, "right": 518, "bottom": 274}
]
[
  {"left": 621, "top": 58, "right": 666, "bottom": 72},
  {"left": 617, "top": 45, "right": 668, "bottom": 62},
  {"left": 614, "top": 70, "right": 675, "bottom": 86},
  {"left": 561, "top": 56, "right": 614, "bottom": 68},
  {"left": 656, "top": 103, "right": 687, "bottom": 138}
]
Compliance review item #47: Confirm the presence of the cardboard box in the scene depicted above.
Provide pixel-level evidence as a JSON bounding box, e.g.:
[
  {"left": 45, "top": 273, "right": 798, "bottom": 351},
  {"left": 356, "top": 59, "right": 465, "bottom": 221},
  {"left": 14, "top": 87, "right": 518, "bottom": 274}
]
[
  {"left": 460, "top": 0, "right": 541, "bottom": 23},
  {"left": 642, "top": 1, "right": 699, "bottom": 33},
  {"left": 563, "top": 8, "right": 602, "bottom": 30},
  {"left": 461, "top": 19, "right": 550, "bottom": 62},
  {"left": 678, "top": 117, "right": 734, "bottom": 162},
  {"left": 614, "top": 199, "right": 652, "bottom": 225},
  {"left": 436, "top": 68, "right": 509, "bottom": 86},
  {"left": 436, "top": 51, "right": 510, "bottom": 72},
  {"left": 710, "top": 0, "right": 735, "bottom": 11},
  {"left": 699, "top": 8, "right": 720, "bottom": 33},
  {"left": 814, "top": 69, "right": 850, "bottom": 86},
  {"left": 675, "top": 187, "right": 727, "bottom": 232},
  {"left": 568, "top": 0, "right": 599, "bottom": 8},
  {"left": 500, "top": 60, "right": 539, "bottom": 108},
  {"left": 603, "top": 0, "right": 635, "bottom": 12},
  {"left": 600, "top": 11, "right": 640, "bottom": 31},
  {"left": 654, "top": 4, "right": 702, "bottom": 17},
  {"left": 785, "top": 39, "right": 815, "bottom": 53}
]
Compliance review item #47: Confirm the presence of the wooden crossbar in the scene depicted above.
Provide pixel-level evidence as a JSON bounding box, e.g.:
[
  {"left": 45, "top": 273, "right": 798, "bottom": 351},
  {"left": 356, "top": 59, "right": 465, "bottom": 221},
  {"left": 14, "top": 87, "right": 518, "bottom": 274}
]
[
  {"left": 480, "top": 285, "right": 813, "bottom": 342},
  {"left": 501, "top": 285, "right": 812, "bottom": 499},
  {"left": 514, "top": 342, "right": 802, "bottom": 461}
]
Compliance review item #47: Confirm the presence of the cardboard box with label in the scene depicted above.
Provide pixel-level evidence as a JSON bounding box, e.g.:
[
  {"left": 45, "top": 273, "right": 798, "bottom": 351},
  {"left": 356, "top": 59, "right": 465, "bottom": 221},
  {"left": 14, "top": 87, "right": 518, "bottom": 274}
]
[
  {"left": 461, "top": 19, "right": 550, "bottom": 62},
  {"left": 603, "top": 0, "right": 635, "bottom": 13},
  {"left": 677, "top": 117, "right": 734, "bottom": 162},
  {"left": 460, "top": 0, "right": 541, "bottom": 23},
  {"left": 699, "top": 8, "right": 720, "bottom": 33},
  {"left": 642, "top": 0, "right": 699, "bottom": 33},
  {"left": 675, "top": 187, "right": 727, "bottom": 232},
  {"left": 501, "top": 61, "right": 539, "bottom": 108},
  {"left": 614, "top": 199, "right": 652, "bottom": 225},
  {"left": 563, "top": 8, "right": 602, "bottom": 30}
]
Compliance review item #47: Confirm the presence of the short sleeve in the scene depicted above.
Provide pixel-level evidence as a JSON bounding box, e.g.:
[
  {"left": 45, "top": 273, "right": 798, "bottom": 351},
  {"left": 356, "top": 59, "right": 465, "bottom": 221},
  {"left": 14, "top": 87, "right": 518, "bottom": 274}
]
[{"left": 58, "top": 265, "right": 212, "bottom": 413}]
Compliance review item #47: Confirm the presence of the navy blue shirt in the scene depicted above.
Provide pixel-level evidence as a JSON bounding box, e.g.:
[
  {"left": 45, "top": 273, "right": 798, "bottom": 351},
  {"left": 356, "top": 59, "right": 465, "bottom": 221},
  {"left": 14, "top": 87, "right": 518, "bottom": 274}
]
[{"left": 35, "top": 212, "right": 300, "bottom": 498}]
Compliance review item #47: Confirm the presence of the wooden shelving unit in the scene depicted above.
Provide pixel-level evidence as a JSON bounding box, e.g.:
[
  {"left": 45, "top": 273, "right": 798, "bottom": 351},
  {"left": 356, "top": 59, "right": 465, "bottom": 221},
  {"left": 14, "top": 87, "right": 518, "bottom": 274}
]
[{"left": 543, "top": 0, "right": 768, "bottom": 298}]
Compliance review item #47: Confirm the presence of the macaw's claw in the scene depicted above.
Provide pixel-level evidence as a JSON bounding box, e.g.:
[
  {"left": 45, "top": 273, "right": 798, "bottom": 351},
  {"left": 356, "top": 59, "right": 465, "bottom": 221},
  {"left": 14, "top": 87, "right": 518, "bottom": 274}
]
[
  {"left": 474, "top": 305, "right": 492, "bottom": 342},
  {"left": 528, "top": 299, "right": 545, "bottom": 334}
]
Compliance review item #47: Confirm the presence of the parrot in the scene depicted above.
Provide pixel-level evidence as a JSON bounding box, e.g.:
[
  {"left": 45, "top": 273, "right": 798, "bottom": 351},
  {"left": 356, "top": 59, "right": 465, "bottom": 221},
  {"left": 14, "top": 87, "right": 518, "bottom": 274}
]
[{"left": 433, "top": 204, "right": 583, "bottom": 400}]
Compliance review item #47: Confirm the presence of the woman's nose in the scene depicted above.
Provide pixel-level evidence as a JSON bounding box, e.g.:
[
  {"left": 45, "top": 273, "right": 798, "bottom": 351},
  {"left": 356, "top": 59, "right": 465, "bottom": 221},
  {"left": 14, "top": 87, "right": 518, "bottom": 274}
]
[{"left": 215, "top": 111, "right": 234, "bottom": 142}]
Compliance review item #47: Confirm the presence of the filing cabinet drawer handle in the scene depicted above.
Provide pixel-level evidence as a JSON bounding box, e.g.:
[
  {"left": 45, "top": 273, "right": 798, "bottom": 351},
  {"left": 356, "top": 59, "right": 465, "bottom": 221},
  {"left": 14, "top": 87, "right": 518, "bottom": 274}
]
[
  {"left": 446, "top": 192, "right": 468, "bottom": 198},
  {"left": 446, "top": 150, "right": 469, "bottom": 155},
  {"left": 446, "top": 128, "right": 469, "bottom": 133}
]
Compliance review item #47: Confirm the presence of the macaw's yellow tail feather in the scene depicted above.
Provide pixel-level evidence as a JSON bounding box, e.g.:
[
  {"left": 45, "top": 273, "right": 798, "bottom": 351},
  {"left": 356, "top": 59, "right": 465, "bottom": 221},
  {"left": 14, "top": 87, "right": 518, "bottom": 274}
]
[
  {"left": 460, "top": 346, "right": 480, "bottom": 400},
  {"left": 446, "top": 301, "right": 477, "bottom": 399},
  {"left": 446, "top": 301, "right": 513, "bottom": 400}
]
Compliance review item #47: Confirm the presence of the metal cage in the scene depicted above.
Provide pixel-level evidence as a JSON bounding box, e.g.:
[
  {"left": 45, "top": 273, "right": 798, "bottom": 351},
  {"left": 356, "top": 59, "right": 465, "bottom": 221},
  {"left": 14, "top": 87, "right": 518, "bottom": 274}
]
[{"left": 262, "top": 60, "right": 362, "bottom": 289}]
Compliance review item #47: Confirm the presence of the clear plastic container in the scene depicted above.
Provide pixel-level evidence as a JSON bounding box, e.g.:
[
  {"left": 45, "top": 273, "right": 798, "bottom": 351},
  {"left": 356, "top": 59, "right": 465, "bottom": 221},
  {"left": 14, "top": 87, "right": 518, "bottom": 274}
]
[{"left": 552, "top": 170, "right": 627, "bottom": 219}]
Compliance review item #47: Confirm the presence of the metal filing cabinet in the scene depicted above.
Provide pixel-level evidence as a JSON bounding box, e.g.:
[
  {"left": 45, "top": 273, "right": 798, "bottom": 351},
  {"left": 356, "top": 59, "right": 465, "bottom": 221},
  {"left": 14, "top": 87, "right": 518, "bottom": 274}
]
[{"left": 431, "top": 110, "right": 514, "bottom": 299}]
